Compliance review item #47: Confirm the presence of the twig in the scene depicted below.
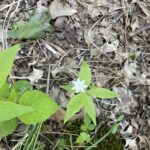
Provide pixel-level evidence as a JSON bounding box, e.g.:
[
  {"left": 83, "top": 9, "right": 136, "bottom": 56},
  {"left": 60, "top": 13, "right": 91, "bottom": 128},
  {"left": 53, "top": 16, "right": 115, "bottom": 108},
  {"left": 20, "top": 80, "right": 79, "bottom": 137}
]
[
  {"left": 70, "top": 135, "right": 73, "bottom": 150},
  {"left": 2, "top": 0, "right": 15, "bottom": 49},
  {"left": 46, "top": 65, "right": 51, "bottom": 94},
  {"left": 121, "top": 0, "right": 128, "bottom": 52},
  {"left": 2, "top": 0, "right": 22, "bottom": 49},
  {"left": 129, "top": 24, "right": 150, "bottom": 37},
  {"left": 91, "top": 42, "right": 115, "bottom": 63},
  {"left": 52, "top": 140, "right": 60, "bottom": 150}
]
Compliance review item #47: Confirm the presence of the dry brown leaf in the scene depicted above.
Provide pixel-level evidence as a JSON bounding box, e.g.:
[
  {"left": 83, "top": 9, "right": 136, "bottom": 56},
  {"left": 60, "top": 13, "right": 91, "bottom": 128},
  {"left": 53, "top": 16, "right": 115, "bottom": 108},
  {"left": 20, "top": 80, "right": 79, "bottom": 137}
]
[
  {"left": 70, "top": 109, "right": 85, "bottom": 121},
  {"left": 52, "top": 108, "right": 85, "bottom": 122},
  {"left": 28, "top": 68, "right": 43, "bottom": 84},
  {"left": 121, "top": 61, "right": 137, "bottom": 82},
  {"left": 100, "top": 26, "right": 117, "bottom": 41},
  {"left": 49, "top": 86, "right": 68, "bottom": 108},
  {"left": 131, "top": 17, "right": 139, "bottom": 32},
  {"left": 138, "top": 2, "right": 150, "bottom": 17},
  {"left": 49, "top": 0, "right": 77, "bottom": 19},
  {"left": 84, "top": 29, "right": 94, "bottom": 46},
  {"left": 41, "top": 0, "right": 49, "bottom": 6},
  {"left": 113, "top": 86, "right": 138, "bottom": 114},
  {"left": 51, "top": 67, "right": 76, "bottom": 78},
  {"left": 87, "top": 4, "right": 100, "bottom": 18},
  {"left": 101, "top": 40, "right": 119, "bottom": 53},
  {"left": 51, "top": 108, "right": 66, "bottom": 122}
]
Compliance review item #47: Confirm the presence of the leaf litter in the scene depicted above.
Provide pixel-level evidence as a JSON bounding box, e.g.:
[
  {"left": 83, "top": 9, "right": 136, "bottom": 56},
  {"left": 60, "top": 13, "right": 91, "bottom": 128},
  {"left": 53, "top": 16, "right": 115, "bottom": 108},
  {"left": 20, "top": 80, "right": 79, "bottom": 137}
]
[{"left": 0, "top": 0, "right": 150, "bottom": 149}]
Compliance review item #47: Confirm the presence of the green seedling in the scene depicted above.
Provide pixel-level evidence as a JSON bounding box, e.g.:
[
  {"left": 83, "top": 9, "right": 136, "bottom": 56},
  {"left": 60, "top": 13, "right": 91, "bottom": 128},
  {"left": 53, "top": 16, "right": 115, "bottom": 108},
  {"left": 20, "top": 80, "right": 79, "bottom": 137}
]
[
  {"left": 61, "top": 60, "right": 118, "bottom": 125},
  {"left": 9, "top": 11, "right": 53, "bottom": 40},
  {"left": 76, "top": 114, "right": 95, "bottom": 144},
  {"left": 0, "top": 45, "right": 59, "bottom": 137}
]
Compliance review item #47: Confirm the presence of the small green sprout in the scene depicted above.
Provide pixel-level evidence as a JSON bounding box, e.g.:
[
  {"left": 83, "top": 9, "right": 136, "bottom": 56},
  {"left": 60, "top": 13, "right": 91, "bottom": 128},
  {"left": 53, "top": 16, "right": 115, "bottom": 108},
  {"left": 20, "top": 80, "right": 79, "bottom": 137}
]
[
  {"left": 61, "top": 60, "right": 119, "bottom": 125},
  {"left": 76, "top": 115, "right": 96, "bottom": 144}
]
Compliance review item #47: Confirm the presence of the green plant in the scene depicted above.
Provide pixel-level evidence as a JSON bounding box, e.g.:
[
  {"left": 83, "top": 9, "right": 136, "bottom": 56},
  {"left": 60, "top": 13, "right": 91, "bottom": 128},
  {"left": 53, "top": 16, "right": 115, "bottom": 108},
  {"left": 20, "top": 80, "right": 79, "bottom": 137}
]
[
  {"left": 9, "top": 12, "right": 53, "bottom": 40},
  {"left": 61, "top": 61, "right": 118, "bottom": 125},
  {"left": 0, "top": 45, "right": 59, "bottom": 137},
  {"left": 76, "top": 114, "right": 95, "bottom": 144}
]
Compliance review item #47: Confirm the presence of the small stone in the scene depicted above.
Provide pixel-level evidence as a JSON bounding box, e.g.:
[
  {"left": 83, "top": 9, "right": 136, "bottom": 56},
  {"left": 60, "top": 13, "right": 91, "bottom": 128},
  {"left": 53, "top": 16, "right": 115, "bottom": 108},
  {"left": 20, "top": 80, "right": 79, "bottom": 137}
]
[{"left": 54, "top": 17, "right": 66, "bottom": 29}]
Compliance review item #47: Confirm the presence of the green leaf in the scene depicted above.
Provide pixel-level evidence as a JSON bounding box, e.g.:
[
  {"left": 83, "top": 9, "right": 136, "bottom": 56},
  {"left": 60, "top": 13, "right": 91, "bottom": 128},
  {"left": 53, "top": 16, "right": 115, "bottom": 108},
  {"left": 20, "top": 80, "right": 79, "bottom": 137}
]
[
  {"left": 88, "top": 124, "right": 96, "bottom": 131},
  {"left": 87, "top": 88, "right": 118, "bottom": 99},
  {"left": 0, "top": 100, "right": 33, "bottom": 122},
  {"left": 9, "top": 13, "right": 53, "bottom": 40},
  {"left": 64, "top": 93, "right": 96, "bottom": 125},
  {"left": 89, "top": 85, "right": 97, "bottom": 89},
  {"left": 64, "top": 93, "right": 85, "bottom": 124},
  {"left": 59, "top": 138, "right": 67, "bottom": 150},
  {"left": 9, "top": 89, "right": 17, "bottom": 103},
  {"left": 81, "top": 124, "right": 88, "bottom": 132},
  {"left": 76, "top": 132, "right": 91, "bottom": 144},
  {"left": 81, "top": 115, "right": 94, "bottom": 131},
  {"left": 84, "top": 114, "right": 92, "bottom": 125},
  {"left": 79, "top": 61, "right": 92, "bottom": 86},
  {"left": 18, "top": 90, "right": 60, "bottom": 124},
  {"left": 60, "top": 84, "right": 73, "bottom": 92},
  {"left": 11, "top": 80, "right": 33, "bottom": 99},
  {"left": 0, "top": 44, "right": 20, "bottom": 89},
  {"left": 0, "top": 82, "right": 9, "bottom": 98},
  {"left": 84, "top": 95, "right": 96, "bottom": 125},
  {"left": 0, "top": 118, "right": 16, "bottom": 137}
]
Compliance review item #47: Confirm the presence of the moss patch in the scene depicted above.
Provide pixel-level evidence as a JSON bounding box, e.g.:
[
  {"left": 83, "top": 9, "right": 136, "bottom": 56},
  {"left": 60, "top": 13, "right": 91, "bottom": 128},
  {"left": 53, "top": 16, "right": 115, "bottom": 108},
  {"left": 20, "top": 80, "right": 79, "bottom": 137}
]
[{"left": 92, "top": 124, "right": 124, "bottom": 150}]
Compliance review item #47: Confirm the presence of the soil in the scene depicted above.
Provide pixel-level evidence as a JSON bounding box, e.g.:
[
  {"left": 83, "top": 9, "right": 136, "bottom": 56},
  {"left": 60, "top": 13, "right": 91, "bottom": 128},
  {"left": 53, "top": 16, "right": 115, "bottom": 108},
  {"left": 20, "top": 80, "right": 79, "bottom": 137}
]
[{"left": 0, "top": 0, "right": 150, "bottom": 149}]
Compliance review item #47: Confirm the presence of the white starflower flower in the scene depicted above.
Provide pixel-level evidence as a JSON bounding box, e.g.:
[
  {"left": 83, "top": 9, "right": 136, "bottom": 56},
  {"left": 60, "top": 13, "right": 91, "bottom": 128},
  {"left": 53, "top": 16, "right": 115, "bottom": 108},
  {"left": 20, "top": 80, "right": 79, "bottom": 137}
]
[{"left": 72, "top": 78, "right": 88, "bottom": 93}]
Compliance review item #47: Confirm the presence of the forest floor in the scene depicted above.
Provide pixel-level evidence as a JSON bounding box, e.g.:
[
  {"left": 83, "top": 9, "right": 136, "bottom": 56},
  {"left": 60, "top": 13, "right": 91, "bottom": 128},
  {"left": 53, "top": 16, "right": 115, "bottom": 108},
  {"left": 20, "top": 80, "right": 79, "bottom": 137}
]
[{"left": 0, "top": 0, "right": 150, "bottom": 149}]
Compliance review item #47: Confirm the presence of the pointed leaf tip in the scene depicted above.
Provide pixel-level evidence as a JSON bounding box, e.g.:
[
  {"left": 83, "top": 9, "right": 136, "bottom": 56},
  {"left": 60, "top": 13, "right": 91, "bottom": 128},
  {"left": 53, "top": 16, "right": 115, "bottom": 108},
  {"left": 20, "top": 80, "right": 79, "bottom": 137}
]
[
  {"left": 88, "top": 88, "right": 118, "bottom": 99},
  {"left": 79, "top": 61, "right": 92, "bottom": 86}
]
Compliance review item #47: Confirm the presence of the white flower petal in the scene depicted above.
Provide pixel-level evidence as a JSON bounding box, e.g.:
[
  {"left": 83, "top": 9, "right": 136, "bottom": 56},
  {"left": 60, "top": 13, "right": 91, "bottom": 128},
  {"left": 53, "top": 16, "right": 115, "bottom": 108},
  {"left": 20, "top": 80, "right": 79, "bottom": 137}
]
[{"left": 71, "top": 78, "right": 88, "bottom": 93}]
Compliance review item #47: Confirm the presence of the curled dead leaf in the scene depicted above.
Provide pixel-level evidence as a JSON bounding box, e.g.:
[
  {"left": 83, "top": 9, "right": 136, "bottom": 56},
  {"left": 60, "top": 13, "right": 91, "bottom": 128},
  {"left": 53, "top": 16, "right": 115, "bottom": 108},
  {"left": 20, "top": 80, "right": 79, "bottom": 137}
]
[
  {"left": 49, "top": 0, "right": 77, "bottom": 19},
  {"left": 28, "top": 68, "right": 43, "bottom": 84},
  {"left": 51, "top": 108, "right": 85, "bottom": 123}
]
